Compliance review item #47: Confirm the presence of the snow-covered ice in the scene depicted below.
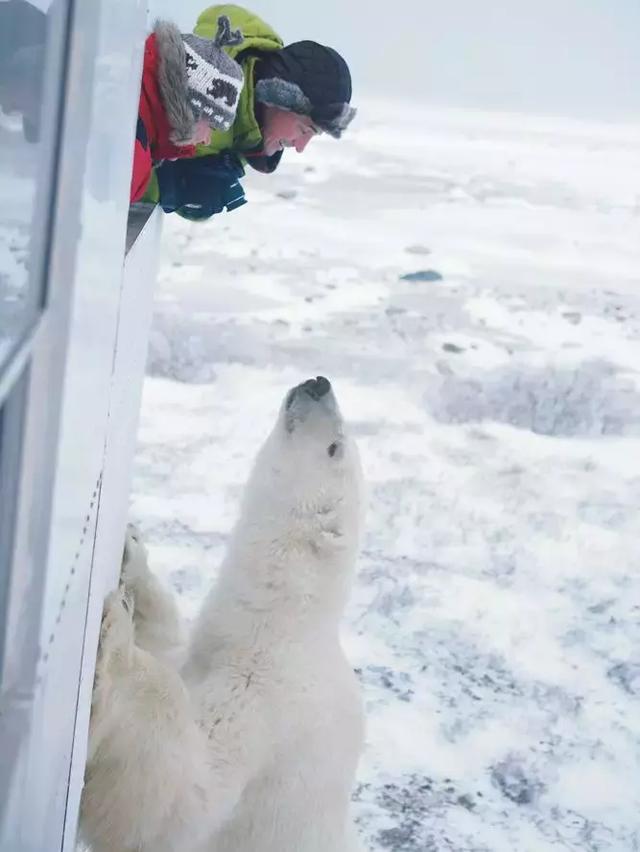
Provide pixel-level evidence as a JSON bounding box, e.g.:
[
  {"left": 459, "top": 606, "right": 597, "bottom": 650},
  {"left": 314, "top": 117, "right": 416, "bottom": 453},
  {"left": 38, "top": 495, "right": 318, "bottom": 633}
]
[{"left": 131, "top": 101, "right": 640, "bottom": 851}]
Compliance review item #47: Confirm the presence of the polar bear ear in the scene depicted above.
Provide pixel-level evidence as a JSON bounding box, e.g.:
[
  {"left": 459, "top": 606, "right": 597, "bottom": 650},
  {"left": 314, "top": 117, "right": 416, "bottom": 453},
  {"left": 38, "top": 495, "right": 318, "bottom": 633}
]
[{"left": 327, "top": 441, "right": 343, "bottom": 459}]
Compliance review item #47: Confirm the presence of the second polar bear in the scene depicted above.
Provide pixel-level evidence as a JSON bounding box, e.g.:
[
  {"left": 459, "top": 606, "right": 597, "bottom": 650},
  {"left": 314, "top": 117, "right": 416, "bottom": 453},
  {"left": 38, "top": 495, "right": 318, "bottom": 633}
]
[{"left": 80, "top": 376, "right": 365, "bottom": 852}]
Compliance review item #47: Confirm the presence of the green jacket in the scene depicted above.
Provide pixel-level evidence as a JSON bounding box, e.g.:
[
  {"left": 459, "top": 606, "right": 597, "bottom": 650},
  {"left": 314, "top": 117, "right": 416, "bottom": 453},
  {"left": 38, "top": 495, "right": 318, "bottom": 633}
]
[{"left": 144, "top": 4, "right": 283, "bottom": 203}]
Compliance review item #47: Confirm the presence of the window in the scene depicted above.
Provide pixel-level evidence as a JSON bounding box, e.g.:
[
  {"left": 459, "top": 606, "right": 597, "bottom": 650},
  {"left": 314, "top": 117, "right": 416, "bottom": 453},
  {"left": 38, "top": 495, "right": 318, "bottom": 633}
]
[{"left": 0, "top": 0, "right": 69, "bottom": 377}]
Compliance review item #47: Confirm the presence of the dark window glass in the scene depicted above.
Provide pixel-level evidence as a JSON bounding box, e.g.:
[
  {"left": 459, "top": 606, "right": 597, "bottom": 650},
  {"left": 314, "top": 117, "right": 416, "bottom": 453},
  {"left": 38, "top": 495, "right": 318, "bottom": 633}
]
[{"left": 0, "top": 0, "right": 68, "bottom": 375}]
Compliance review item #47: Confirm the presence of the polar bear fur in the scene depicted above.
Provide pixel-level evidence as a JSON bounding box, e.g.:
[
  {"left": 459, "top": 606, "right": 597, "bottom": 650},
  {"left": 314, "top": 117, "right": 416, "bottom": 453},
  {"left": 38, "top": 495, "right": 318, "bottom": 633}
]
[{"left": 79, "top": 377, "right": 365, "bottom": 852}]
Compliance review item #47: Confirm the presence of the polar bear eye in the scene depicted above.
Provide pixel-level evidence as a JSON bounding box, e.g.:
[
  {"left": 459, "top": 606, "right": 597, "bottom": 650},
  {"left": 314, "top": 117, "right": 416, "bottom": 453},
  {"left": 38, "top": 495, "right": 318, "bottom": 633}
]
[{"left": 327, "top": 442, "right": 340, "bottom": 458}]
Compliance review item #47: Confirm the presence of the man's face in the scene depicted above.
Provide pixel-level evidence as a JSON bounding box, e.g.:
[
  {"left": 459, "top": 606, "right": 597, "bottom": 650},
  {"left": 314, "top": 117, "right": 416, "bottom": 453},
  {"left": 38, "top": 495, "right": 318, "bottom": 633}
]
[{"left": 260, "top": 106, "right": 319, "bottom": 157}]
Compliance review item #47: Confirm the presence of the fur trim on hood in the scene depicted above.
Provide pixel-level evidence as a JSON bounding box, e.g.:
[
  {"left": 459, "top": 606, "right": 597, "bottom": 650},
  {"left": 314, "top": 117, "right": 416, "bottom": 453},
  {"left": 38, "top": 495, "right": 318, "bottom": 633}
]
[
  {"left": 154, "top": 19, "right": 197, "bottom": 145},
  {"left": 255, "top": 77, "right": 356, "bottom": 139}
]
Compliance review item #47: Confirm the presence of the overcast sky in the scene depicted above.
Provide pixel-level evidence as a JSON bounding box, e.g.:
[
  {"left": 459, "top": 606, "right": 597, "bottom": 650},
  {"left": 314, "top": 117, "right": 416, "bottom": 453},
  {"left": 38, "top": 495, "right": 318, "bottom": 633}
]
[{"left": 149, "top": 0, "right": 640, "bottom": 121}]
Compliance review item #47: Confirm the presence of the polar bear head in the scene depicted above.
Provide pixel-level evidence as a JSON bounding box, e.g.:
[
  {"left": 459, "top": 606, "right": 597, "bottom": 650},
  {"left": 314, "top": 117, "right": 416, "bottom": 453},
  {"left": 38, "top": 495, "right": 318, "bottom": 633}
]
[{"left": 238, "top": 377, "right": 364, "bottom": 562}]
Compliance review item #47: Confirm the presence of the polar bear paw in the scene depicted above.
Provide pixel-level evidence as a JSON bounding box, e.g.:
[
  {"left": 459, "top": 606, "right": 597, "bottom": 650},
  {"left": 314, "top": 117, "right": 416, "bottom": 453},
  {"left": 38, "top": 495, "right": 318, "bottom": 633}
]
[
  {"left": 121, "top": 522, "right": 150, "bottom": 587},
  {"left": 95, "top": 585, "right": 135, "bottom": 682}
]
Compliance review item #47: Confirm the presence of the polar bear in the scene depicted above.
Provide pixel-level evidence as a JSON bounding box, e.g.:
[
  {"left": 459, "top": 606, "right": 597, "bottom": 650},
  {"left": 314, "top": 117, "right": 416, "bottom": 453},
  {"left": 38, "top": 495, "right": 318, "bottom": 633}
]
[{"left": 79, "top": 376, "right": 365, "bottom": 852}]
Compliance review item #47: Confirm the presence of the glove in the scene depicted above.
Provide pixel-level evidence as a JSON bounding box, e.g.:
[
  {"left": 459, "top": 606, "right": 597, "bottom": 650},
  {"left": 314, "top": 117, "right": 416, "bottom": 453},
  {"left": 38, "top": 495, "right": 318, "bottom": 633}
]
[{"left": 155, "top": 152, "right": 247, "bottom": 220}]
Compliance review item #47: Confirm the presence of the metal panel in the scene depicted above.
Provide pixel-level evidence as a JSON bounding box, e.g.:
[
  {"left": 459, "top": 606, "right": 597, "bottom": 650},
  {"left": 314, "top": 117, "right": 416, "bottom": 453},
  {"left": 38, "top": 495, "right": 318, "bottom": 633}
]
[
  {"left": 21, "top": 503, "right": 100, "bottom": 852},
  {"left": 0, "top": 0, "right": 155, "bottom": 847},
  {"left": 39, "top": 0, "right": 147, "bottom": 659},
  {"left": 0, "top": 372, "right": 27, "bottom": 680},
  {"left": 64, "top": 205, "right": 162, "bottom": 851},
  {"left": 15, "top": 0, "right": 149, "bottom": 841},
  {"left": 0, "top": 3, "right": 88, "bottom": 817}
]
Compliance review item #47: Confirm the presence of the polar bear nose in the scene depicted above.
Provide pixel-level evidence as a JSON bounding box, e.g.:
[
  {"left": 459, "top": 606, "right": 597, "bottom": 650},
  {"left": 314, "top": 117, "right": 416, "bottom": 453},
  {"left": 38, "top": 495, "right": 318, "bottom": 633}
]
[
  {"left": 285, "top": 377, "right": 333, "bottom": 414},
  {"left": 301, "top": 376, "right": 331, "bottom": 400}
]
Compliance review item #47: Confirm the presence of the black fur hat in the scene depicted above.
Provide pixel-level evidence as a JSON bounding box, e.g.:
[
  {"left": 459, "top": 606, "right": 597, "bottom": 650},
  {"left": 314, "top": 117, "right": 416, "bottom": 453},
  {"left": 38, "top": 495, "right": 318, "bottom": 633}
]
[{"left": 254, "top": 41, "right": 356, "bottom": 139}]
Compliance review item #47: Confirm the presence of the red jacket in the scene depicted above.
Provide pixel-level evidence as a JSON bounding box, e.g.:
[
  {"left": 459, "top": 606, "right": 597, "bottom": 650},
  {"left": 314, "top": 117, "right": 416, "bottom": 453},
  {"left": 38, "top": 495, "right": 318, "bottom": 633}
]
[{"left": 131, "top": 34, "right": 196, "bottom": 203}]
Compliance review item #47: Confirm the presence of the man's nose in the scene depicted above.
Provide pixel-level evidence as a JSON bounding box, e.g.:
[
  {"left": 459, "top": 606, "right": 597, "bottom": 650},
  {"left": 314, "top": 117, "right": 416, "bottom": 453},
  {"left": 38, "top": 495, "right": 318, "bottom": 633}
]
[{"left": 294, "top": 134, "right": 313, "bottom": 154}]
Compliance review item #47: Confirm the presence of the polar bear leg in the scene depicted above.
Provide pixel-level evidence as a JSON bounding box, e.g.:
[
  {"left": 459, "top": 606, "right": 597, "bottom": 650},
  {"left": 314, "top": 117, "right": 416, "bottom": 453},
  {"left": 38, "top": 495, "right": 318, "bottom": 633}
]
[
  {"left": 120, "top": 523, "right": 183, "bottom": 666},
  {"left": 81, "top": 588, "right": 217, "bottom": 852}
]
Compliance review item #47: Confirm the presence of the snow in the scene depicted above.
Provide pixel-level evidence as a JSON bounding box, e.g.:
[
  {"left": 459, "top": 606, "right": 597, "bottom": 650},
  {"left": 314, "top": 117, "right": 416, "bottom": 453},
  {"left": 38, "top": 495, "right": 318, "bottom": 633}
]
[{"left": 131, "top": 100, "right": 640, "bottom": 851}]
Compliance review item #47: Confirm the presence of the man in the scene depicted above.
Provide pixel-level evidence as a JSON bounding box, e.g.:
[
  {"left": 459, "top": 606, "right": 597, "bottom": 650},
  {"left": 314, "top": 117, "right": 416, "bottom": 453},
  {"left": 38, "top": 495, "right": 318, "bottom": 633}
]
[{"left": 144, "top": 4, "right": 356, "bottom": 219}]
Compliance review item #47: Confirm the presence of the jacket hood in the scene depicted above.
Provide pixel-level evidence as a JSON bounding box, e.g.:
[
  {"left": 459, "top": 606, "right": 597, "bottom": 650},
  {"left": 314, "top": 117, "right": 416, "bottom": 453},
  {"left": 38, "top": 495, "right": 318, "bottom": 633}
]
[
  {"left": 154, "top": 19, "right": 198, "bottom": 145},
  {"left": 194, "top": 4, "right": 283, "bottom": 57}
]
